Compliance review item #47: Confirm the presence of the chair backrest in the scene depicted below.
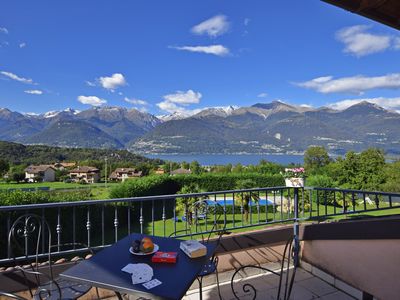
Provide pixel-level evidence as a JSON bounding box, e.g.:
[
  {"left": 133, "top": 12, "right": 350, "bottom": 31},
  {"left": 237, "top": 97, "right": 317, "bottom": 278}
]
[
  {"left": 8, "top": 214, "right": 54, "bottom": 293},
  {"left": 182, "top": 199, "right": 226, "bottom": 244},
  {"left": 230, "top": 235, "right": 298, "bottom": 300}
]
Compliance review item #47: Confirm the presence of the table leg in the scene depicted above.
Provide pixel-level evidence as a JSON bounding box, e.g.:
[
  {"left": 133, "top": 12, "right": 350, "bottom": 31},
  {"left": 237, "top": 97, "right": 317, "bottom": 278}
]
[{"left": 115, "top": 291, "right": 124, "bottom": 300}]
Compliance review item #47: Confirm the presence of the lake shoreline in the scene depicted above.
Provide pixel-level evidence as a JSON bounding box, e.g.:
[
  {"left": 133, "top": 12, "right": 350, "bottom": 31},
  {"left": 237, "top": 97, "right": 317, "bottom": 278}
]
[{"left": 146, "top": 153, "right": 305, "bottom": 166}]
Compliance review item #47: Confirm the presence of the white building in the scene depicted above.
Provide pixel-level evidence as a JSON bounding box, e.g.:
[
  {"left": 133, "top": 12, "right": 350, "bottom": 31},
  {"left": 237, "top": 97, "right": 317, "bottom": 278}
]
[{"left": 25, "top": 165, "right": 56, "bottom": 182}]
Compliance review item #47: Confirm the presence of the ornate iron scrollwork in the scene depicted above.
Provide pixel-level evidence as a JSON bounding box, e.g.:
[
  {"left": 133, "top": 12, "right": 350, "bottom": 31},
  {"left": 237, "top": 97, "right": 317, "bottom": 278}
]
[{"left": 230, "top": 237, "right": 297, "bottom": 300}]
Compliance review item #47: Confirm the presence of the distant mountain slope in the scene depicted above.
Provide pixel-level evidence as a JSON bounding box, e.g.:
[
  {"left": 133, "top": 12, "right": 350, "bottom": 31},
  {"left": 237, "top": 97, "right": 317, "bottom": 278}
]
[
  {"left": 75, "top": 107, "right": 160, "bottom": 145},
  {"left": 0, "top": 108, "right": 44, "bottom": 142},
  {"left": 0, "top": 106, "right": 160, "bottom": 148},
  {"left": 130, "top": 101, "right": 400, "bottom": 155},
  {"left": 24, "top": 120, "right": 124, "bottom": 149},
  {"left": 1, "top": 101, "right": 399, "bottom": 154}
]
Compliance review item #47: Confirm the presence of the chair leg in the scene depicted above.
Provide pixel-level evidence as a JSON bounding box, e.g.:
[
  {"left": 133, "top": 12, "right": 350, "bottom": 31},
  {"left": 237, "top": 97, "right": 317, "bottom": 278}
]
[
  {"left": 197, "top": 277, "right": 203, "bottom": 300},
  {"left": 215, "top": 268, "right": 222, "bottom": 300}
]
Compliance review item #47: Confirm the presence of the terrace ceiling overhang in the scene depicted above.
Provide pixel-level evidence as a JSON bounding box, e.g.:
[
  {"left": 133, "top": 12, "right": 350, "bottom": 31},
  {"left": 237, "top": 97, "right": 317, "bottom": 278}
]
[{"left": 322, "top": 0, "right": 400, "bottom": 30}]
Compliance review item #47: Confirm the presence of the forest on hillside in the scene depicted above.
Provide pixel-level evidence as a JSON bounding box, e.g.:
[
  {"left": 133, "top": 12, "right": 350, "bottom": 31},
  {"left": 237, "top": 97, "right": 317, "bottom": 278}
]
[{"left": 0, "top": 141, "right": 162, "bottom": 165}]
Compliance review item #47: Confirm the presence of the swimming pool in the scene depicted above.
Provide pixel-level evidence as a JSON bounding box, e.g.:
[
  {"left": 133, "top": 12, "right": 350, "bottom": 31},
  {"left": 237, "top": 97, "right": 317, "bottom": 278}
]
[{"left": 206, "top": 199, "right": 274, "bottom": 206}]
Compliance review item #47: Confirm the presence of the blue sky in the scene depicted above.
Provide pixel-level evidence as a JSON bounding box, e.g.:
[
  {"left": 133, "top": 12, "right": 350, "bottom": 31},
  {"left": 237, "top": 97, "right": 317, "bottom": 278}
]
[{"left": 1, "top": 0, "right": 400, "bottom": 115}]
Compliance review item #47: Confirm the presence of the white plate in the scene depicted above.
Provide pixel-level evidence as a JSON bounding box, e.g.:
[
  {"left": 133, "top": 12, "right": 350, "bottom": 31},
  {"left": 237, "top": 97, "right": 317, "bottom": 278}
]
[{"left": 129, "top": 244, "right": 159, "bottom": 256}]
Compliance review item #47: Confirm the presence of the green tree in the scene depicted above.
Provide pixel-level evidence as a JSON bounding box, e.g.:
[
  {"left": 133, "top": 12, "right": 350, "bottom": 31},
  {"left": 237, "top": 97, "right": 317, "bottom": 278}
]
[
  {"left": 189, "top": 161, "right": 202, "bottom": 175},
  {"left": 234, "top": 179, "right": 260, "bottom": 222},
  {"left": 232, "top": 163, "right": 244, "bottom": 173},
  {"left": 304, "top": 146, "right": 330, "bottom": 174},
  {"left": 382, "top": 161, "right": 400, "bottom": 192},
  {"left": 176, "top": 183, "right": 207, "bottom": 221},
  {"left": 0, "top": 159, "right": 9, "bottom": 176},
  {"left": 306, "top": 174, "right": 336, "bottom": 206},
  {"left": 181, "top": 161, "right": 190, "bottom": 170},
  {"left": 335, "top": 149, "right": 386, "bottom": 191},
  {"left": 357, "top": 148, "right": 386, "bottom": 191},
  {"left": 12, "top": 172, "right": 25, "bottom": 183},
  {"left": 211, "top": 164, "right": 232, "bottom": 173},
  {"left": 256, "top": 160, "right": 283, "bottom": 174},
  {"left": 162, "top": 162, "right": 180, "bottom": 174}
]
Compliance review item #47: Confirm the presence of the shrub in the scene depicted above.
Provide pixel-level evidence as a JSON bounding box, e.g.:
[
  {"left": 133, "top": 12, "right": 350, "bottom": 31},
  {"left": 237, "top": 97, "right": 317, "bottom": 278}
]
[
  {"left": 109, "top": 175, "right": 179, "bottom": 199},
  {"left": 0, "top": 190, "right": 92, "bottom": 206},
  {"left": 173, "top": 173, "right": 284, "bottom": 192},
  {"left": 306, "top": 175, "right": 337, "bottom": 206}
]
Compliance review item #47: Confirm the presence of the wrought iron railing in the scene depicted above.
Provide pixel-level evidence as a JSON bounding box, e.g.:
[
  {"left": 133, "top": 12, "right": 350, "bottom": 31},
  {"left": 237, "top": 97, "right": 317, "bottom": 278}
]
[{"left": 0, "top": 186, "right": 399, "bottom": 264}]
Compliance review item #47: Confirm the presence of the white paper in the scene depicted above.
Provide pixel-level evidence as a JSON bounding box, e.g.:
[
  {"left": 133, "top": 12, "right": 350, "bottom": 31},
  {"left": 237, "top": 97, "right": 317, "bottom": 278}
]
[
  {"left": 143, "top": 279, "right": 162, "bottom": 290},
  {"left": 121, "top": 263, "right": 154, "bottom": 284},
  {"left": 121, "top": 264, "right": 137, "bottom": 274}
]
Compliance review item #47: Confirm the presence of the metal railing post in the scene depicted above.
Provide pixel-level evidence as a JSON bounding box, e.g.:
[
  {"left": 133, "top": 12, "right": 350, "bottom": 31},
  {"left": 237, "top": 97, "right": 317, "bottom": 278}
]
[{"left": 293, "top": 187, "right": 300, "bottom": 267}]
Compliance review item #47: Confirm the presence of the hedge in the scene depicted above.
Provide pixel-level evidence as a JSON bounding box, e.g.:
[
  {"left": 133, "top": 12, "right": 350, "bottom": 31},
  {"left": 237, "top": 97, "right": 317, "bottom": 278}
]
[
  {"left": 110, "top": 173, "right": 285, "bottom": 199},
  {"left": 0, "top": 190, "right": 92, "bottom": 206}
]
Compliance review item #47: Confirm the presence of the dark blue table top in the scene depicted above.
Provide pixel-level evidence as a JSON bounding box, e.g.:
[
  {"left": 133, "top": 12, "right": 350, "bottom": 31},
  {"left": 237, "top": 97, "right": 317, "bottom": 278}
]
[{"left": 60, "top": 233, "right": 216, "bottom": 300}]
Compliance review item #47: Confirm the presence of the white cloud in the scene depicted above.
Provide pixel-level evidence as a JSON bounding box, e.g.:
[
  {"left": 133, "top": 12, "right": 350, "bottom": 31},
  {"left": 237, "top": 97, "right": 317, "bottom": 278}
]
[
  {"left": 394, "top": 37, "right": 400, "bottom": 50},
  {"left": 85, "top": 80, "right": 96, "bottom": 87},
  {"left": 0, "top": 27, "right": 8, "bottom": 34},
  {"left": 328, "top": 97, "right": 400, "bottom": 111},
  {"left": 19, "top": 42, "right": 26, "bottom": 48},
  {"left": 124, "top": 97, "right": 148, "bottom": 106},
  {"left": 163, "top": 90, "right": 201, "bottom": 105},
  {"left": 1, "top": 71, "right": 34, "bottom": 84},
  {"left": 296, "top": 73, "right": 400, "bottom": 94},
  {"left": 257, "top": 93, "right": 268, "bottom": 98},
  {"left": 300, "top": 104, "right": 313, "bottom": 108},
  {"left": 157, "top": 89, "right": 202, "bottom": 114},
  {"left": 24, "top": 89, "right": 43, "bottom": 95},
  {"left": 156, "top": 101, "right": 203, "bottom": 116},
  {"left": 98, "top": 73, "right": 126, "bottom": 90},
  {"left": 191, "top": 15, "right": 230, "bottom": 38},
  {"left": 77, "top": 95, "right": 107, "bottom": 106},
  {"left": 244, "top": 18, "right": 251, "bottom": 26},
  {"left": 336, "top": 25, "right": 393, "bottom": 57},
  {"left": 171, "top": 45, "right": 230, "bottom": 57},
  {"left": 157, "top": 101, "right": 185, "bottom": 114}
]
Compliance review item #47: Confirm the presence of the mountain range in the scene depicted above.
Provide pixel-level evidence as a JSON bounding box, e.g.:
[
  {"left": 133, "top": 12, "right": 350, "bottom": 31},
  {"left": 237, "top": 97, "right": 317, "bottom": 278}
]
[{"left": 1, "top": 101, "right": 399, "bottom": 155}]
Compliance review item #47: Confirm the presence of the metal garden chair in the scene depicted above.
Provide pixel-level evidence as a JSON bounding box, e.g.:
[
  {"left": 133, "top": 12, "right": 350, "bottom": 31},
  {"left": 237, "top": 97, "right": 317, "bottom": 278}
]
[
  {"left": 0, "top": 214, "right": 97, "bottom": 300},
  {"left": 170, "top": 199, "right": 230, "bottom": 300},
  {"left": 230, "top": 235, "right": 298, "bottom": 300}
]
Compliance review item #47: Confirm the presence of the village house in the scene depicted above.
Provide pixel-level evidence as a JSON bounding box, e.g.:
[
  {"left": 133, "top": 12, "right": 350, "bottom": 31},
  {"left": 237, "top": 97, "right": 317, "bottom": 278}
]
[
  {"left": 109, "top": 168, "right": 142, "bottom": 182},
  {"left": 170, "top": 168, "right": 192, "bottom": 175},
  {"left": 53, "top": 162, "right": 76, "bottom": 170},
  {"left": 24, "top": 165, "right": 56, "bottom": 183},
  {"left": 69, "top": 166, "right": 100, "bottom": 183},
  {"left": 154, "top": 168, "right": 165, "bottom": 175}
]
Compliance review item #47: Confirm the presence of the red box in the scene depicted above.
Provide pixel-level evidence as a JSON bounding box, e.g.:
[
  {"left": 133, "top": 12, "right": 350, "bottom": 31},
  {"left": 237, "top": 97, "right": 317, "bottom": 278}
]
[{"left": 151, "top": 251, "right": 178, "bottom": 263}]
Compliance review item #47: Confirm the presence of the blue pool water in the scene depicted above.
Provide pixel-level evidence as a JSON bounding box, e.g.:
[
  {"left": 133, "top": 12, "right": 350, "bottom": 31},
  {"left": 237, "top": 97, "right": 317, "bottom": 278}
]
[{"left": 206, "top": 199, "right": 274, "bottom": 206}]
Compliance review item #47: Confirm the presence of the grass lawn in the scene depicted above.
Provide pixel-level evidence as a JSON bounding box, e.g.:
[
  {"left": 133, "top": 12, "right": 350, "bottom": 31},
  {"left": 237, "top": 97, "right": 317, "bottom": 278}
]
[
  {"left": 89, "top": 187, "right": 113, "bottom": 200},
  {"left": 146, "top": 201, "right": 400, "bottom": 238}
]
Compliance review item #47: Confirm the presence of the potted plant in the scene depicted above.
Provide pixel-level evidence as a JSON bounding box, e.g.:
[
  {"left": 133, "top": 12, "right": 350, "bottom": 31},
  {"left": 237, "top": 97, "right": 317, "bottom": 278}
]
[{"left": 282, "top": 168, "right": 306, "bottom": 187}]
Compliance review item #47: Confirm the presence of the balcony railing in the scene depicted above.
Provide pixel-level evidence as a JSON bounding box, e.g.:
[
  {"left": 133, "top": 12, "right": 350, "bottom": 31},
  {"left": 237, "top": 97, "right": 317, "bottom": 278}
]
[{"left": 0, "top": 186, "right": 399, "bottom": 264}]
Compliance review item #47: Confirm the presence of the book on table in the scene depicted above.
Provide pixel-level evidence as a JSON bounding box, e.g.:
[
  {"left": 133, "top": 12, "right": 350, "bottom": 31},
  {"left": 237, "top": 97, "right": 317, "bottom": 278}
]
[{"left": 179, "top": 240, "right": 207, "bottom": 258}]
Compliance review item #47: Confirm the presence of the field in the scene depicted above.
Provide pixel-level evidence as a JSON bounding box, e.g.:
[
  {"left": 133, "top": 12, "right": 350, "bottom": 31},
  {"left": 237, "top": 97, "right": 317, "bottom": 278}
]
[{"left": 0, "top": 181, "right": 121, "bottom": 201}]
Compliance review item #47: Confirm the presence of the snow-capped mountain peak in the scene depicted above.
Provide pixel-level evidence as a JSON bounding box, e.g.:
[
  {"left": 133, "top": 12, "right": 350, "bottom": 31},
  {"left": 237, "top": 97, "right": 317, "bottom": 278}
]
[
  {"left": 157, "top": 111, "right": 190, "bottom": 122},
  {"left": 41, "top": 108, "right": 80, "bottom": 118}
]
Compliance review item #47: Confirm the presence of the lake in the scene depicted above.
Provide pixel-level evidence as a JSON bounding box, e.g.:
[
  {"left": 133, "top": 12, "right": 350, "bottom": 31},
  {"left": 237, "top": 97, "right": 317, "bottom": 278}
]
[{"left": 146, "top": 154, "right": 304, "bottom": 166}]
